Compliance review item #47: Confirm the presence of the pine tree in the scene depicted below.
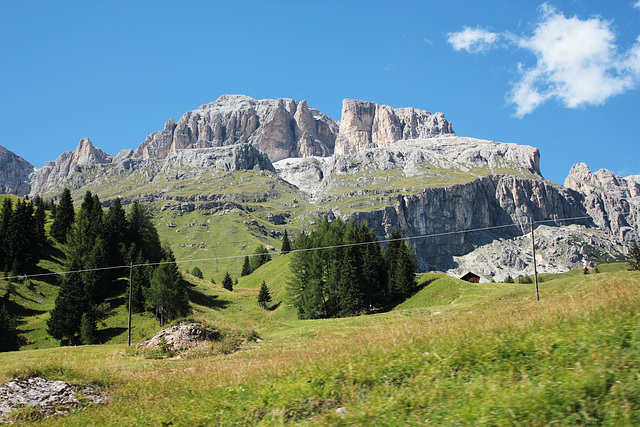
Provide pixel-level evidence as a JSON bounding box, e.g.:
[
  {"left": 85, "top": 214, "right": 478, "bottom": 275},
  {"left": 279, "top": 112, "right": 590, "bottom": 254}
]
[
  {"left": 359, "top": 222, "right": 387, "bottom": 309},
  {"left": 281, "top": 229, "right": 292, "bottom": 254},
  {"left": 337, "top": 220, "right": 364, "bottom": 316},
  {"left": 191, "top": 266, "right": 204, "bottom": 279},
  {"left": 0, "top": 198, "right": 13, "bottom": 271},
  {"left": 222, "top": 272, "right": 234, "bottom": 291},
  {"left": 127, "top": 201, "right": 162, "bottom": 264},
  {"left": 257, "top": 281, "right": 272, "bottom": 309},
  {"left": 6, "top": 200, "right": 39, "bottom": 274},
  {"left": 103, "top": 198, "right": 128, "bottom": 274},
  {"left": 0, "top": 300, "right": 20, "bottom": 352},
  {"left": 250, "top": 245, "right": 271, "bottom": 272},
  {"left": 504, "top": 275, "right": 514, "bottom": 283},
  {"left": 145, "top": 249, "right": 189, "bottom": 326},
  {"left": 33, "top": 196, "right": 47, "bottom": 248},
  {"left": 393, "top": 242, "right": 418, "bottom": 300},
  {"left": 241, "top": 256, "right": 251, "bottom": 276},
  {"left": 628, "top": 242, "right": 640, "bottom": 271},
  {"left": 80, "top": 312, "right": 97, "bottom": 345},
  {"left": 385, "top": 230, "right": 403, "bottom": 300},
  {"left": 129, "top": 248, "right": 152, "bottom": 313},
  {"left": 47, "top": 266, "right": 87, "bottom": 345},
  {"left": 50, "top": 188, "right": 75, "bottom": 243}
]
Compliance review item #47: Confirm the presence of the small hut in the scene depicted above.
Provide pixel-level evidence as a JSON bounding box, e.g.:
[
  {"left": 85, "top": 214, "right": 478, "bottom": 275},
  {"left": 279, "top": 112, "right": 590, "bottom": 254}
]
[{"left": 460, "top": 272, "right": 480, "bottom": 283}]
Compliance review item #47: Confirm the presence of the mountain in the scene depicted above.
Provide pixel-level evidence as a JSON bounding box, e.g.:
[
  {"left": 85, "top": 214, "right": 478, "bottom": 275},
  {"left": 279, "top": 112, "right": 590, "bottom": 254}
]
[
  {"left": 29, "top": 138, "right": 113, "bottom": 196},
  {"left": 1, "top": 95, "right": 637, "bottom": 281},
  {"left": 126, "top": 95, "right": 339, "bottom": 163},
  {"left": 0, "top": 144, "right": 34, "bottom": 196}
]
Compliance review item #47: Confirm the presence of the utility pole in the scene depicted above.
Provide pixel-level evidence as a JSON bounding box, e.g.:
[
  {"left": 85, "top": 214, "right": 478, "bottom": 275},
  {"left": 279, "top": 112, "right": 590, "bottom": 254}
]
[
  {"left": 530, "top": 217, "right": 540, "bottom": 301},
  {"left": 128, "top": 263, "right": 133, "bottom": 346}
]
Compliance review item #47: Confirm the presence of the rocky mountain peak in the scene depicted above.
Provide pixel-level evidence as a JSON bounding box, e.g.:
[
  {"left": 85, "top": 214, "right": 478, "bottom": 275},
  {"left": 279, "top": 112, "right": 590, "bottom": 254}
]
[
  {"left": 129, "top": 95, "right": 338, "bottom": 163},
  {"left": 0, "top": 144, "right": 34, "bottom": 196},
  {"left": 335, "top": 99, "right": 455, "bottom": 155},
  {"left": 28, "top": 138, "right": 113, "bottom": 196},
  {"left": 565, "top": 162, "right": 640, "bottom": 199},
  {"left": 73, "top": 138, "right": 113, "bottom": 166}
]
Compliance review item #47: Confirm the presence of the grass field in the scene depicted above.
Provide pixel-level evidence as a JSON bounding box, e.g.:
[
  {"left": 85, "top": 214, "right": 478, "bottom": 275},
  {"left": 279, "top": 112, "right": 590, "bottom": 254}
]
[{"left": 2, "top": 254, "right": 640, "bottom": 425}]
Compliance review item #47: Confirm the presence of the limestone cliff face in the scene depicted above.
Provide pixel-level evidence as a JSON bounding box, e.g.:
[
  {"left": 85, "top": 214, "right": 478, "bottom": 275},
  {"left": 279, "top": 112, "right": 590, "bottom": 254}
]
[
  {"left": 334, "top": 99, "right": 454, "bottom": 155},
  {"left": 0, "top": 145, "right": 34, "bottom": 196},
  {"left": 564, "top": 163, "right": 640, "bottom": 244},
  {"left": 347, "top": 175, "right": 590, "bottom": 271},
  {"left": 130, "top": 95, "right": 338, "bottom": 163},
  {"left": 29, "top": 138, "right": 113, "bottom": 196}
]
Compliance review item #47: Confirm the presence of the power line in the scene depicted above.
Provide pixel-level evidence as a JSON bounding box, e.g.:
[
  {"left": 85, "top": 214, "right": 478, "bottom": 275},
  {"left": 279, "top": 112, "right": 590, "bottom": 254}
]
[{"left": 0, "top": 214, "right": 605, "bottom": 282}]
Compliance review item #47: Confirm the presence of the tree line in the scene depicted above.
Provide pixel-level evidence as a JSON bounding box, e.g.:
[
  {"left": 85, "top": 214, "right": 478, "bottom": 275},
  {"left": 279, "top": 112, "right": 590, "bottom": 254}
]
[
  {"left": 0, "top": 196, "right": 47, "bottom": 276},
  {"left": 287, "top": 218, "right": 417, "bottom": 319},
  {"left": 46, "top": 189, "right": 188, "bottom": 345}
]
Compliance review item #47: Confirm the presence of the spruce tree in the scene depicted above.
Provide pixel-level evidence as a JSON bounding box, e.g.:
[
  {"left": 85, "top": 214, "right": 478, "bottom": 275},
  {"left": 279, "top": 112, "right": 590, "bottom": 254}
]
[
  {"left": 47, "top": 266, "right": 87, "bottom": 345},
  {"left": 281, "top": 229, "right": 292, "bottom": 254},
  {"left": 257, "top": 281, "right": 272, "bottom": 309},
  {"left": 50, "top": 188, "right": 75, "bottom": 244},
  {"left": 103, "top": 198, "right": 128, "bottom": 273},
  {"left": 6, "top": 200, "right": 39, "bottom": 274},
  {"left": 191, "top": 266, "right": 204, "bottom": 279},
  {"left": 127, "top": 201, "right": 162, "bottom": 264},
  {"left": 0, "top": 300, "right": 20, "bottom": 352},
  {"left": 628, "top": 242, "right": 640, "bottom": 271},
  {"left": 337, "top": 220, "right": 364, "bottom": 316},
  {"left": 145, "top": 249, "right": 188, "bottom": 326},
  {"left": 222, "top": 272, "right": 234, "bottom": 291},
  {"left": 385, "top": 230, "right": 403, "bottom": 300},
  {"left": 0, "top": 198, "right": 13, "bottom": 271},
  {"left": 129, "top": 249, "right": 152, "bottom": 313},
  {"left": 241, "top": 256, "right": 251, "bottom": 276},
  {"left": 250, "top": 245, "right": 271, "bottom": 272},
  {"left": 394, "top": 242, "right": 418, "bottom": 299},
  {"left": 359, "top": 222, "right": 387, "bottom": 309},
  {"left": 33, "top": 196, "right": 47, "bottom": 248}
]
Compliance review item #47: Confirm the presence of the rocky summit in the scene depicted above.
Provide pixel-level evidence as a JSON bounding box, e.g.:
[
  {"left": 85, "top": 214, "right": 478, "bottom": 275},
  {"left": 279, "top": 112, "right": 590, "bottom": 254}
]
[
  {"left": 1, "top": 95, "right": 638, "bottom": 280},
  {"left": 0, "top": 144, "right": 33, "bottom": 196}
]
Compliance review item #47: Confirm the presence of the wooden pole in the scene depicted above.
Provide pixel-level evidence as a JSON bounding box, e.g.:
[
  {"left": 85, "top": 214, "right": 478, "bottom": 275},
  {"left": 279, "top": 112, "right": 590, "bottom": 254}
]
[
  {"left": 128, "top": 263, "right": 133, "bottom": 346},
  {"left": 530, "top": 217, "right": 540, "bottom": 301}
]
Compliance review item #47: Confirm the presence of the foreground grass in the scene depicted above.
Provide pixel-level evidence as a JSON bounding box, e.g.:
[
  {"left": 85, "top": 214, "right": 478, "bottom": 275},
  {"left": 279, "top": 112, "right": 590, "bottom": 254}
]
[{"left": 2, "top": 270, "right": 639, "bottom": 425}]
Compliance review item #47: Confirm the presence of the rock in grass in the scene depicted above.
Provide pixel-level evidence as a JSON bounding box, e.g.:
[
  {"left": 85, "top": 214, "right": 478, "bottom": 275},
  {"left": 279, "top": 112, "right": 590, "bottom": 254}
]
[
  {"left": 0, "top": 377, "right": 108, "bottom": 421},
  {"left": 135, "top": 322, "right": 221, "bottom": 352}
]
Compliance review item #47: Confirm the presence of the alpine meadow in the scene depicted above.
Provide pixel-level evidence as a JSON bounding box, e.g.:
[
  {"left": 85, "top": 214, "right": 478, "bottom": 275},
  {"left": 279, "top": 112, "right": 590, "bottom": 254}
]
[{"left": 2, "top": 1, "right": 640, "bottom": 424}]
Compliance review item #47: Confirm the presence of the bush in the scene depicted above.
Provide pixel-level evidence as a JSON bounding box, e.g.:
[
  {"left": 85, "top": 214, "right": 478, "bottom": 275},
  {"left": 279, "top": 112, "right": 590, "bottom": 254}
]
[{"left": 191, "top": 266, "right": 204, "bottom": 279}]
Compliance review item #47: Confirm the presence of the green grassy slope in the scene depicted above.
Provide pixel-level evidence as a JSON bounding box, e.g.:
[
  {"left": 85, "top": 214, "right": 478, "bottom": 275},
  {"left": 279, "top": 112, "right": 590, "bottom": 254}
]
[{"left": 1, "top": 267, "right": 639, "bottom": 425}]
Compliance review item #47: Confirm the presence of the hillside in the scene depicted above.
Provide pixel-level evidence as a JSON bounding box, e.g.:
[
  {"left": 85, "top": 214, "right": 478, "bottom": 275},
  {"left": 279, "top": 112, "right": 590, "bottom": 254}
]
[
  {"left": 2, "top": 260, "right": 639, "bottom": 424},
  {"left": 1, "top": 95, "right": 639, "bottom": 280}
]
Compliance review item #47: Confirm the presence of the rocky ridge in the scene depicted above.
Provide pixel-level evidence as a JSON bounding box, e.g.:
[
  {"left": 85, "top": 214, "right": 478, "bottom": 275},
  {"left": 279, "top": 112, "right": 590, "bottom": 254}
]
[
  {"left": 29, "top": 138, "right": 113, "bottom": 196},
  {"left": 335, "top": 98, "right": 454, "bottom": 155},
  {"left": 129, "top": 95, "right": 338, "bottom": 163},
  {"left": 0, "top": 144, "right": 33, "bottom": 196}
]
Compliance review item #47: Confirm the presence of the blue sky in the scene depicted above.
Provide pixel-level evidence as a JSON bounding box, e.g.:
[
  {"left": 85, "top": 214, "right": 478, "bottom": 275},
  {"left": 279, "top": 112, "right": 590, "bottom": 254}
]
[{"left": 1, "top": 0, "right": 639, "bottom": 185}]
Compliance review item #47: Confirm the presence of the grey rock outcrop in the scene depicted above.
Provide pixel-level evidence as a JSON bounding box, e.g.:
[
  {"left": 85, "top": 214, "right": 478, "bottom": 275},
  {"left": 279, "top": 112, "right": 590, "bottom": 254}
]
[
  {"left": 448, "top": 224, "right": 626, "bottom": 282},
  {"left": 29, "top": 138, "right": 113, "bottom": 196},
  {"left": 129, "top": 95, "right": 338, "bottom": 163},
  {"left": 334, "top": 99, "right": 454, "bottom": 155},
  {"left": 0, "top": 377, "right": 108, "bottom": 421},
  {"left": 347, "top": 174, "right": 591, "bottom": 271},
  {"left": 136, "top": 322, "right": 220, "bottom": 352},
  {"left": 29, "top": 143, "right": 275, "bottom": 197},
  {"left": 565, "top": 163, "right": 640, "bottom": 244},
  {"left": 0, "top": 144, "right": 33, "bottom": 196}
]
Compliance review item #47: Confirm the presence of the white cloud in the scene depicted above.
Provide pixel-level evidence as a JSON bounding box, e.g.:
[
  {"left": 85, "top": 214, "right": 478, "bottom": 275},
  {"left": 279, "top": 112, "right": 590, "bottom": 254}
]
[
  {"left": 448, "top": 3, "right": 640, "bottom": 117},
  {"left": 447, "top": 26, "right": 499, "bottom": 53},
  {"left": 509, "top": 4, "right": 640, "bottom": 117}
]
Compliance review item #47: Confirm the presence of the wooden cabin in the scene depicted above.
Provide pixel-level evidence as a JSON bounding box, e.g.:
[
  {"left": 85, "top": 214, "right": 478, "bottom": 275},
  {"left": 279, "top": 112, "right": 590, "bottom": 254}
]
[{"left": 460, "top": 272, "right": 480, "bottom": 283}]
